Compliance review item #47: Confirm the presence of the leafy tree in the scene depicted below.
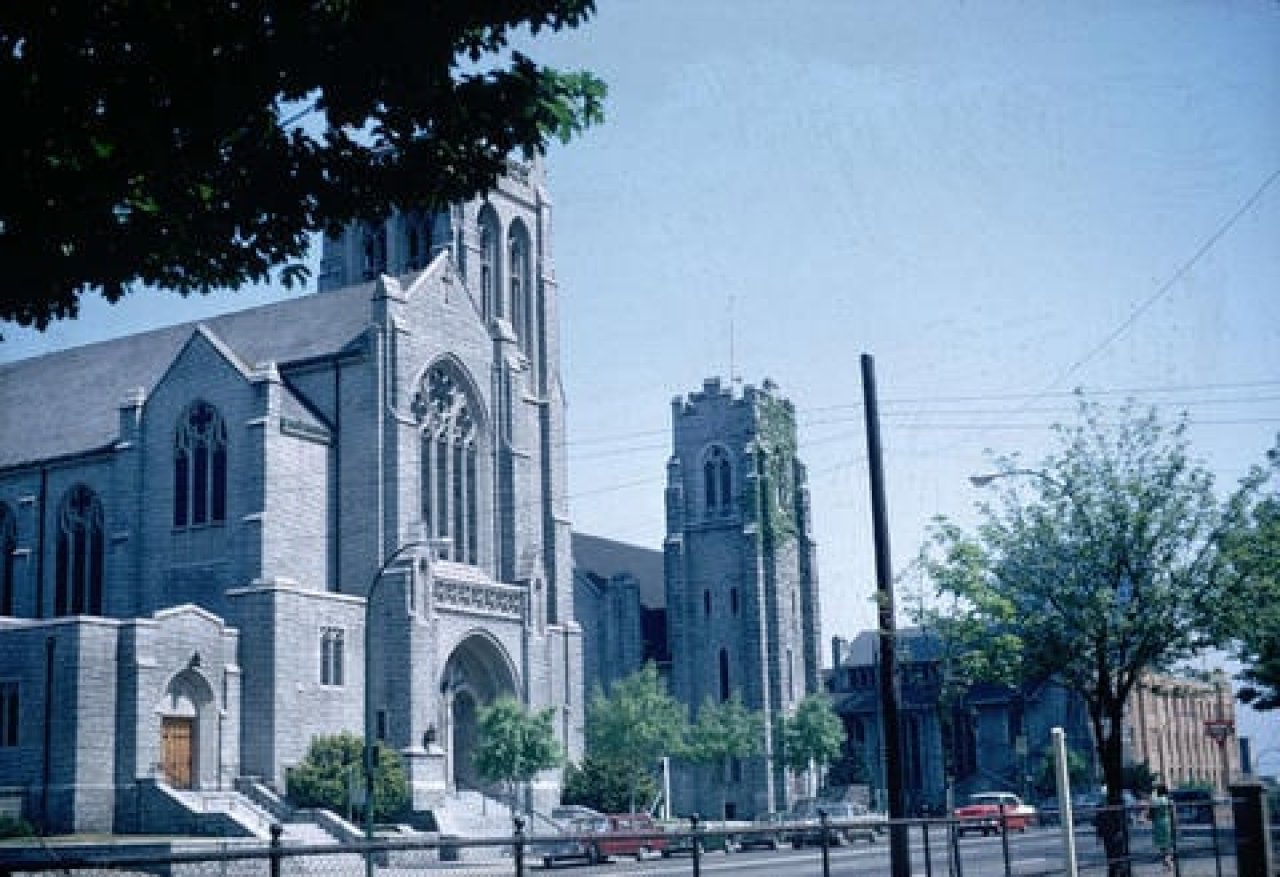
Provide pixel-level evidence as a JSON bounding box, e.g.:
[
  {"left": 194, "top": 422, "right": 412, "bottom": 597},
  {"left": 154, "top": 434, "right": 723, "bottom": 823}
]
[
  {"left": 585, "top": 663, "right": 687, "bottom": 813},
  {"left": 778, "top": 695, "right": 844, "bottom": 787},
  {"left": 0, "top": 1, "right": 606, "bottom": 330},
  {"left": 685, "top": 694, "right": 764, "bottom": 818},
  {"left": 473, "top": 696, "right": 563, "bottom": 815},
  {"left": 561, "top": 755, "right": 658, "bottom": 815},
  {"left": 919, "top": 398, "right": 1267, "bottom": 875},
  {"left": 1032, "top": 746, "right": 1089, "bottom": 799},
  {"left": 1123, "top": 761, "right": 1157, "bottom": 797},
  {"left": 825, "top": 744, "right": 872, "bottom": 789},
  {"left": 287, "top": 731, "right": 408, "bottom": 821},
  {"left": 1221, "top": 446, "right": 1280, "bottom": 710}
]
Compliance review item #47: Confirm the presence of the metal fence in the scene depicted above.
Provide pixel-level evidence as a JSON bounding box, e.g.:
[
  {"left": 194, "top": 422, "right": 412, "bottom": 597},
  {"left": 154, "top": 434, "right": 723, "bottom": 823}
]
[{"left": 1, "top": 801, "right": 1268, "bottom": 877}]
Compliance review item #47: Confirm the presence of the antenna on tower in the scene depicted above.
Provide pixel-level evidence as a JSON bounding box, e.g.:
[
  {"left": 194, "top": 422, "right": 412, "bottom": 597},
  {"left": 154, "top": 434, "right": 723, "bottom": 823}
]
[{"left": 728, "top": 295, "right": 739, "bottom": 386}]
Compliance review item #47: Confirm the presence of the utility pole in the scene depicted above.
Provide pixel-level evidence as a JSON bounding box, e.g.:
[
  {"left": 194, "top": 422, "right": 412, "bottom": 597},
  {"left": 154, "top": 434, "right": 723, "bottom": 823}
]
[{"left": 861, "top": 353, "right": 910, "bottom": 877}]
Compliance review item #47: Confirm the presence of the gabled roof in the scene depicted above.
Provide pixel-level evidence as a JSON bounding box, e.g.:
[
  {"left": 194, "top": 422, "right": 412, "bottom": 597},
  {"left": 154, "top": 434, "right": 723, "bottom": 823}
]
[{"left": 0, "top": 283, "right": 374, "bottom": 469}]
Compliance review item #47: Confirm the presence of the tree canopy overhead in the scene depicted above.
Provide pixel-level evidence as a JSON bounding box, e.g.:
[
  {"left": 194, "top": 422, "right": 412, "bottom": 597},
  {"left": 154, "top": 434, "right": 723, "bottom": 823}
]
[{"left": 0, "top": 1, "right": 605, "bottom": 329}]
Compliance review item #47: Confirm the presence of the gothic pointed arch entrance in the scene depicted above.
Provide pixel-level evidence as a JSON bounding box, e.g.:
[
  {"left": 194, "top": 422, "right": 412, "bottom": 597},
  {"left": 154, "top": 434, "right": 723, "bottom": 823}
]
[
  {"left": 155, "top": 668, "right": 215, "bottom": 790},
  {"left": 440, "top": 632, "right": 518, "bottom": 791}
]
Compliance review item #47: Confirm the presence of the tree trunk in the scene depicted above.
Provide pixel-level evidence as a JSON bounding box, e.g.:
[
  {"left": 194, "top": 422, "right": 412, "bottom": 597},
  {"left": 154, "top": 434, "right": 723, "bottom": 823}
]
[{"left": 1095, "top": 706, "right": 1131, "bottom": 877}]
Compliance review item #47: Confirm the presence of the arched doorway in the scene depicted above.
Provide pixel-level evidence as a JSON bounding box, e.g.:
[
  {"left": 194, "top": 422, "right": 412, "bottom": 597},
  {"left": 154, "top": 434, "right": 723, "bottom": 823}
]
[
  {"left": 156, "top": 669, "right": 214, "bottom": 790},
  {"left": 440, "top": 632, "right": 518, "bottom": 792}
]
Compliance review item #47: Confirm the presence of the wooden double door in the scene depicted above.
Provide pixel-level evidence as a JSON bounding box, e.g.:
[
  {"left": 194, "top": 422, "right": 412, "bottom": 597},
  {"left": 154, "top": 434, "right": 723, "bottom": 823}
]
[{"left": 161, "top": 716, "right": 194, "bottom": 789}]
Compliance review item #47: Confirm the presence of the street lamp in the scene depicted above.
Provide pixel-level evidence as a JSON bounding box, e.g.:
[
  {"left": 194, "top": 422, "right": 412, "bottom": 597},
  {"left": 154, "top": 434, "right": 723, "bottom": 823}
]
[{"left": 364, "top": 529, "right": 441, "bottom": 877}]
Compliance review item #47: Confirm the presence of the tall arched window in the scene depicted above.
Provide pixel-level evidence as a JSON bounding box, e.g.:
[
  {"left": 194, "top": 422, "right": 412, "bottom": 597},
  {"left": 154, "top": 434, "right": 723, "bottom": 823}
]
[
  {"left": 478, "top": 207, "right": 500, "bottom": 320},
  {"left": 55, "top": 485, "right": 104, "bottom": 616},
  {"left": 719, "top": 648, "right": 731, "bottom": 702},
  {"left": 703, "top": 446, "right": 732, "bottom": 514},
  {"left": 403, "top": 211, "right": 431, "bottom": 271},
  {"left": 508, "top": 221, "right": 532, "bottom": 352},
  {"left": 417, "top": 364, "right": 480, "bottom": 564},
  {"left": 174, "top": 401, "right": 227, "bottom": 527},
  {"left": 361, "top": 222, "right": 387, "bottom": 279},
  {"left": 0, "top": 503, "right": 14, "bottom": 616}
]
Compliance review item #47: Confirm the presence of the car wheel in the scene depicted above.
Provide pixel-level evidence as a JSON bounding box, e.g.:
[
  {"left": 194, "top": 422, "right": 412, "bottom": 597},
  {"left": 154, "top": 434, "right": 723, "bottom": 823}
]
[
  {"left": 542, "top": 856, "right": 554, "bottom": 869},
  {"left": 636, "top": 846, "right": 649, "bottom": 861},
  {"left": 587, "top": 846, "right": 601, "bottom": 866},
  {"left": 767, "top": 839, "right": 778, "bottom": 850}
]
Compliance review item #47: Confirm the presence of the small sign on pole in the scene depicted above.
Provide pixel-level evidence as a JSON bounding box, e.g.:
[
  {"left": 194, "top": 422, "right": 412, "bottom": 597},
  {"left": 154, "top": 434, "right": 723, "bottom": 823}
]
[{"left": 1204, "top": 719, "right": 1234, "bottom": 747}]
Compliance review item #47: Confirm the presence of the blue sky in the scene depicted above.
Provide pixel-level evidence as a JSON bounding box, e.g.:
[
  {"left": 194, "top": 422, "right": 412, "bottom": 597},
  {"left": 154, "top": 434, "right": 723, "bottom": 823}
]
[{"left": 4, "top": 1, "right": 1279, "bottom": 762}]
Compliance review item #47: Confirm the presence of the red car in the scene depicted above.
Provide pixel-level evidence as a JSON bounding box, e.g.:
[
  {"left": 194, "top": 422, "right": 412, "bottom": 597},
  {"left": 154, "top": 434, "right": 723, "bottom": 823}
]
[
  {"left": 537, "top": 813, "right": 666, "bottom": 867},
  {"left": 953, "top": 792, "right": 1035, "bottom": 837}
]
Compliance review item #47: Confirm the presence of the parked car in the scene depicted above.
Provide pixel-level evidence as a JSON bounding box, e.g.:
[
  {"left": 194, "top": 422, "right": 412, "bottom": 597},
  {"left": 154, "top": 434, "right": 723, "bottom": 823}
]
[
  {"left": 1170, "top": 788, "right": 1215, "bottom": 825},
  {"left": 788, "top": 801, "right": 880, "bottom": 848},
  {"left": 536, "top": 813, "right": 667, "bottom": 867},
  {"left": 660, "top": 819, "right": 737, "bottom": 856},
  {"left": 734, "top": 812, "right": 787, "bottom": 850},
  {"left": 953, "top": 792, "right": 1035, "bottom": 836}
]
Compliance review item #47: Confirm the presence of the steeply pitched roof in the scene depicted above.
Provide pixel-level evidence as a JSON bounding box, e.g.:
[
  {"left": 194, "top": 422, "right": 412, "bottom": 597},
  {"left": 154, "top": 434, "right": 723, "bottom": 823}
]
[
  {"left": 571, "top": 532, "right": 665, "bottom": 609},
  {"left": 0, "top": 283, "right": 374, "bottom": 469}
]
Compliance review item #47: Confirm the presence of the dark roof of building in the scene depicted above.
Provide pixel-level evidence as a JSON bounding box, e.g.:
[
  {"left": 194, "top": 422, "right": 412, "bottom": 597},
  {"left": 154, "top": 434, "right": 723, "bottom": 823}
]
[
  {"left": 570, "top": 532, "right": 665, "bottom": 609},
  {"left": 0, "top": 283, "right": 374, "bottom": 470},
  {"left": 836, "top": 627, "right": 944, "bottom": 667}
]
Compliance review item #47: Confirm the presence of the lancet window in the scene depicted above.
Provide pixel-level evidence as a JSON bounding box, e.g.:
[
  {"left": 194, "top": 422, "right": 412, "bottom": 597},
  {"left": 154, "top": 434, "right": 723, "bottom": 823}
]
[
  {"left": 55, "top": 485, "right": 104, "bottom": 616},
  {"left": 174, "top": 401, "right": 227, "bottom": 528},
  {"left": 478, "top": 207, "right": 500, "bottom": 320},
  {"left": 0, "top": 504, "right": 14, "bottom": 616},
  {"left": 417, "top": 364, "right": 480, "bottom": 564},
  {"left": 703, "top": 446, "right": 733, "bottom": 514}
]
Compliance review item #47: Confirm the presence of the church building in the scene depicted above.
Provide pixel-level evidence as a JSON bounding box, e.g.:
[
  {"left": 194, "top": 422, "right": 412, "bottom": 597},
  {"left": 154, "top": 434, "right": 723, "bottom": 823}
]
[
  {"left": 663, "top": 378, "right": 823, "bottom": 818},
  {"left": 0, "top": 162, "right": 582, "bottom": 834}
]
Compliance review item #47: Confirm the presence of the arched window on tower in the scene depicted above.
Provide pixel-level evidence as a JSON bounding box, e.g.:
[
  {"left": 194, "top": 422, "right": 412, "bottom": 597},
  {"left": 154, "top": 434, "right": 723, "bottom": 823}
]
[
  {"left": 174, "top": 401, "right": 227, "bottom": 527},
  {"left": 703, "top": 446, "right": 732, "bottom": 515},
  {"left": 719, "top": 648, "right": 731, "bottom": 702},
  {"left": 0, "top": 504, "right": 14, "bottom": 616},
  {"left": 478, "top": 207, "right": 500, "bottom": 320},
  {"left": 55, "top": 485, "right": 104, "bottom": 616},
  {"left": 417, "top": 363, "right": 481, "bottom": 564},
  {"left": 508, "top": 221, "right": 532, "bottom": 353}
]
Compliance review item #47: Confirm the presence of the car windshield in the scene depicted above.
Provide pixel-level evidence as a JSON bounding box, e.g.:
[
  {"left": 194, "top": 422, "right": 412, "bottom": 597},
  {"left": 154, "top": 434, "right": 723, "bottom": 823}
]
[{"left": 970, "top": 794, "right": 1013, "bottom": 806}]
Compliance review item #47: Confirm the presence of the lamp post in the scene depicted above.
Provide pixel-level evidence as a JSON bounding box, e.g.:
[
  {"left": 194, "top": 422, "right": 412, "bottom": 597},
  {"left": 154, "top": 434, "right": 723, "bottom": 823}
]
[{"left": 364, "top": 533, "right": 435, "bottom": 877}]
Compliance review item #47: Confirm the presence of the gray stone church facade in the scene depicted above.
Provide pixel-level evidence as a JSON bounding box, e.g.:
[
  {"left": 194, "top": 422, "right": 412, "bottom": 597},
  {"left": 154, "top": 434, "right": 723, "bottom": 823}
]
[{"left": 0, "top": 163, "right": 582, "bottom": 834}]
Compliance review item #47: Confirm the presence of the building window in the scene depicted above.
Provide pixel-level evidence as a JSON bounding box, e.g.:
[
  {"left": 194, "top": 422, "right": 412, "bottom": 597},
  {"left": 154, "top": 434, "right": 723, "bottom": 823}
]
[
  {"left": 416, "top": 363, "right": 480, "bottom": 564},
  {"left": 787, "top": 648, "right": 795, "bottom": 700},
  {"left": 0, "top": 504, "right": 14, "bottom": 616},
  {"left": 719, "top": 648, "right": 730, "bottom": 702},
  {"left": 0, "top": 682, "right": 16, "bottom": 746},
  {"left": 174, "top": 401, "right": 228, "bottom": 527},
  {"left": 404, "top": 211, "right": 431, "bottom": 271},
  {"left": 704, "top": 590, "right": 711, "bottom": 617},
  {"left": 479, "top": 207, "right": 500, "bottom": 319},
  {"left": 321, "top": 627, "right": 345, "bottom": 687},
  {"left": 361, "top": 222, "right": 387, "bottom": 280},
  {"left": 55, "top": 485, "right": 104, "bottom": 616},
  {"left": 703, "top": 446, "right": 732, "bottom": 514},
  {"left": 508, "top": 220, "right": 534, "bottom": 355},
  {"left": 730, "top": 587, "right": 739, "bottom": 615}
]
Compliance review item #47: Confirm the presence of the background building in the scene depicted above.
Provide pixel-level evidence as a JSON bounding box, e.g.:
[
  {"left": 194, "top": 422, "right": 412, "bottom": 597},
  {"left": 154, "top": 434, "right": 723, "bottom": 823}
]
[
  {"left": 1126, "top": 670, "right": 1239, "bottom": 793},
  {"left": 828, "top": 629, "right": 1096, "bottom": 814},
  {"left": 0, "top": 163, "right": 581, "bottom": 835},
  {"left": 663, "top": 377, "right": 823, "bottom": 818}
]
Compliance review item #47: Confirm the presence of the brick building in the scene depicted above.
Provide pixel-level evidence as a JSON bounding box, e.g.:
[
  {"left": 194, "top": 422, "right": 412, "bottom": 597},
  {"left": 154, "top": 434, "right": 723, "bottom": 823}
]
[{"left": 0, "top": 163, "right": 582, "bottom": 834}]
